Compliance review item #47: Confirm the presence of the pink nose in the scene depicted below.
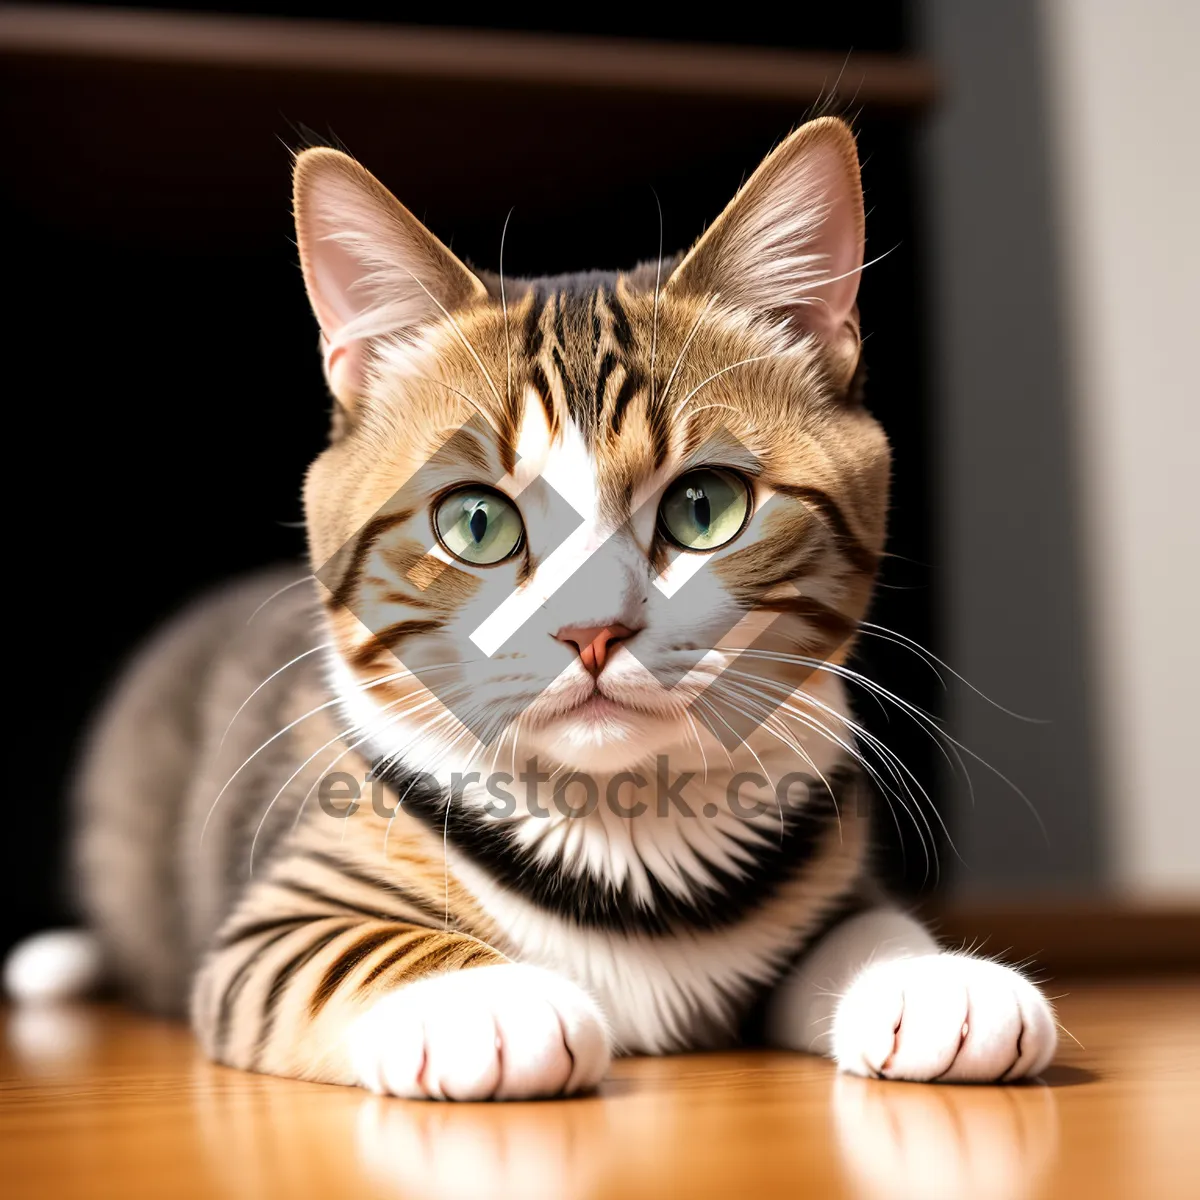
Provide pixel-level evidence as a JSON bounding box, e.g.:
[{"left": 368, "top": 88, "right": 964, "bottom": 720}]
[{"left": 554, "top": 624, "right": 636, "bottom": 677}]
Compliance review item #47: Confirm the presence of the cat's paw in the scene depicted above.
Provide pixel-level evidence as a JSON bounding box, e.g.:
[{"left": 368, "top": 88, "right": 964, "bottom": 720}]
[
  {"left": 346, "top": 963, "right": 611, "bottom": 1100},
  {"left": 832, "top": 954, "right": 1056, "bottom": 1083}
]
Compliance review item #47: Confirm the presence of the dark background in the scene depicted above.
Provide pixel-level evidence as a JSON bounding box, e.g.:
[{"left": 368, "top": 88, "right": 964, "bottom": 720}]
[
  {"left": 54, "top": 2, "right": 910, "bottom": 50},
  {"left": 1, "top": 2, "right": 939, "bottom": 956}
]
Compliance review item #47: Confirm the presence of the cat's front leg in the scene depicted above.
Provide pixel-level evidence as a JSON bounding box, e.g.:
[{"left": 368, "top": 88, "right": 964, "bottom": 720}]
[
  {"left": 347, "top": 963, "right": 611, "bottom": 1100},
  {"left": 765, "top": 908, "right": 1057, "bottom": 1082},
  {"left": 194, "top": 910, "right": 610, "bottom": 1100}
]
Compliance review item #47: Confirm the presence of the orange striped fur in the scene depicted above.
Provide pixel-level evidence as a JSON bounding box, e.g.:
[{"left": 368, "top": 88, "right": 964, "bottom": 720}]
[{"left": 59, "top": 118, "right": 1059, "bottom": 1097}]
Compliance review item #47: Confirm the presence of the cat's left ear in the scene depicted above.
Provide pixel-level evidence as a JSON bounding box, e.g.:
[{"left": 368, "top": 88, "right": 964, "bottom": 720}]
[
  {"left": 665, "top": 117, "right": 865, "bottom": 382},
  {"left": 293, "top": 147, "right": 488, "bottom": 408}
]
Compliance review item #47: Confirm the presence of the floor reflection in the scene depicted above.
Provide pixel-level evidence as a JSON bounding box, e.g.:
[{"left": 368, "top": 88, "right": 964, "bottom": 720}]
[
  {"left": 6, "top": 1008, "right": 1064, "bottom": 1200},
  {"left": 8, "top": 983, "right": 1198, "bottom": 1199},
  {"left": 5, "top": 1004, "right": 100, "bottom": 1072},
  {"left": 356, "top": 1094, "right": 614, "bottom": 1200},
  {"left": 190, "top": 1054, "right": 1062, "bottom": 1200},
  {"left": 831, "top": 1073, "right": 1060, "bottom": 1200}
]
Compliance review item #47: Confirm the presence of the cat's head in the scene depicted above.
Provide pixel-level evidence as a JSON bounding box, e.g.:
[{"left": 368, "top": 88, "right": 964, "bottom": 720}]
[{"left": 295, "top": 118, "right": 889, "bottom": 776}]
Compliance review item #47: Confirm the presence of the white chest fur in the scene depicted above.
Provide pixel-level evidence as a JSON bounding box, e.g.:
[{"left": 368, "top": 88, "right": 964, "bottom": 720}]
[
  {"left": 451, "top": 852, "right": 814, "bottom": 1053},
  {"left": 336, "top": 652, "right": 860, "bottom": 1051}
]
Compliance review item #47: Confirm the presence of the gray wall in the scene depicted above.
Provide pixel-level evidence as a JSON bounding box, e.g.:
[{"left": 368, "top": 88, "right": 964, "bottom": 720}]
[
  {"left": 1042, "top": 0, "right": 1199, "bottom": 897},
  {"left": 917, "top": 1, "right": 1106, "bottom": 895}
]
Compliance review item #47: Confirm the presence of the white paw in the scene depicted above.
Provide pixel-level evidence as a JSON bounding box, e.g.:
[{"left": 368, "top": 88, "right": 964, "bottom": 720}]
[
  {"left": 3, "top": 930, "right": 102, "bottom": 1003},
  {"left": 347, "top": 964, "right": 611, "bottom": 1100},
  {"left": 833, "top": 954, "right": 1057, "bottom": 1082}
]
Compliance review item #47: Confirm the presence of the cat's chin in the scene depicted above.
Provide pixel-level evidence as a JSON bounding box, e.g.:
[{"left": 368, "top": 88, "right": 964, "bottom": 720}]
[{"left": 525, "top": 700, "right": 680, "bottom": 773}]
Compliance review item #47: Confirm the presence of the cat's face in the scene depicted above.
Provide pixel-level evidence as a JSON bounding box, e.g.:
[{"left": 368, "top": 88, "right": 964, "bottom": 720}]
[{"left": 296, "top": 119, "right": 889, "bottom": 776}]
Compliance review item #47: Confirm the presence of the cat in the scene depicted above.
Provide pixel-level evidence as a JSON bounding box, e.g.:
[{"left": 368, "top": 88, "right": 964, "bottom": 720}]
[{"left": 8, "top": 117, "right": 1056, "bottom": 1098}]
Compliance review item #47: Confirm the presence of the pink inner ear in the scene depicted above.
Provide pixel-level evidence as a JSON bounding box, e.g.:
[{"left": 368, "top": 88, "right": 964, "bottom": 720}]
[
  {"left": 305, "top": 175, "right": 391, "bottom": 335},
  {"left": 297, "top": 177, "right": 374, "bottom": 403},
  {"left": 295, "top": 151, "right": 490, "bottom": 409},
  {"left": 322, "top": 337, "right": 364, "bottom": 403},
  {"left": 309, "top": 240, "right": 363, "bottom": 331},
  {"left": 665, "top": 122, "right": 865, "bottom": 354},
  {"left": 796, "top": 158, "right": 864, "bottom": 338},
  {"left": 298, "top": 163, "right": 439, "bottom": 406},
  {"left": 786, "top": 142, "right": 865, "bottom": 341}
]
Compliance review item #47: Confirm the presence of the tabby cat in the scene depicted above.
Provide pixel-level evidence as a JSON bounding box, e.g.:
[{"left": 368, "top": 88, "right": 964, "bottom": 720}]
[{"left": 15, "top": 118, "right": 1056, "bottom": 1097}]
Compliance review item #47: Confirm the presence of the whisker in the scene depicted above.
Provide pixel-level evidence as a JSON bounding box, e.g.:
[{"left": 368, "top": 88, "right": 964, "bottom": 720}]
[
  {"left": 499, "top": 206, "right": 515, "bottom": 416},
  {"left": 697, "top": 685, "right": 822, "bottom": 787},
  {"left": 217, "top": 642, "right": 331, "bottom": 752},
  {"left": 283, "top": 681, "right": 463, "bottom": 838},
  {"left": 672, "top": 353, "right": 783, "bottom": 422},
  {"left": 735, "top": 673, "right": 952, "bottom": 861},
  {"left": 783, "top": 693, "right": 949, "bottom": 878},
  {"left": 408, "top": 373, "right": 496, "bottom": 431},
  {"left": 246, "top": 575, "right": 316, "bottom": 626},
  {"left": 381, "top": 718, "right": 460, "bottom": 858},
  {"left": 659, "top": 295, "right": 714, "bottom": 410},
  {"left": 682, "top": 708, "right": 710, "bottom": 783},
  {"left": 369, "top": 701, "right": 472, "bottom": 856},
  {"left": 858, "top": 621, "right": 1047, "bottom": 723},
  {"left": 734, "top": 643, "right": 965, "bottom": 782},
  {"left": 394, "top": 264, "right": 504, "bottom": 410},
  {"left": 708, "top": 676, "right": 931, "bottom": 879},
  {"left": 729, "top": 652, "right": 965, "bottom": 791},
  {"left": 690, "top": 692, "right": 790, "bottom": 844},
  {"left": 1055, "top": 1020, "right": 1085, "bottom": 1051},
  {"left": 203, "top": 690, "right": 385, "bottom": 846},
  {"left": 297, "top": 686, "right": 467, "bottom": 843},
  {"left": 650, "top": 187, "right": 664, "bottom": 410},
  {"left": 797, "top": 244, "right": 899, "bottom": 300},
  {"left": 707, "top": 686, "right": 852, "bottom": 830},
  {"left": 680, "top": 401, "right": 745, "bottom": 422},
  {"left": 730, "top": 647, "right": 1048, "bottom": 842},
  {"left": 203, "top": 661, "right": 464, "bottom": 843},
  {"left": 247, "top": 690, "right": 434, "bottom": 874},
  {"left": 252, "top": 725, "right": 361, "bottom": 872}
]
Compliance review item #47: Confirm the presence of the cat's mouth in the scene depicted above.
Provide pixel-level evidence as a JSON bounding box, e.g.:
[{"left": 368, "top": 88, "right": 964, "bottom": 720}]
[
  {"left": 540, "top": 684, "right": 658, "bottom": 727},
  {"left": 568, "top": 682, "right": 692, "bottom": 727},
  {"left": 521, "top": 659, "right": 704, "bottom": 740},
  {"left": 571, "top": 694, "right": 631, "bottom": 719}
]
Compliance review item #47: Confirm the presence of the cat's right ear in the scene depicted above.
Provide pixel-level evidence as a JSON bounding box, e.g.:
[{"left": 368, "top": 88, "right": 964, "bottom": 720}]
[
  {"left": 292, "top": 148, "right": 488, "bottom": 408},
  {"left": 664, "top": 118, "right": 865, "bottom": 384}
]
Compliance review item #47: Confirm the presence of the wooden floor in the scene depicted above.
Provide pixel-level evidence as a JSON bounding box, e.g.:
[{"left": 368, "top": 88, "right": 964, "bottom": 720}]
[{"left": 2, "top": 979, "right": 1197, "bottom": 1199}]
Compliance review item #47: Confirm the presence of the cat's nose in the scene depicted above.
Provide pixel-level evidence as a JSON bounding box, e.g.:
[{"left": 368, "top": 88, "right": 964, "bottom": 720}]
[{"left": 554, "top": 623, "right": 637, "bottom": 676}]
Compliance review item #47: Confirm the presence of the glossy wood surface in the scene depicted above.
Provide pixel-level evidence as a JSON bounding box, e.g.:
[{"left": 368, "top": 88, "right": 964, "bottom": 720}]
[{"left": 2, "top": 979, "right": 1197, "bottom": 1199}]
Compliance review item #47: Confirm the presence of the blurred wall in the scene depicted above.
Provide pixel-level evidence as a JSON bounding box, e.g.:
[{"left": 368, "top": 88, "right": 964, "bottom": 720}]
[
  {"left": 1044, "top": 0, "right": 1200, "bottom": 898},
  {"left": 919, "top": 0, "right": 1104, "bottom": 896},
  {"left": 922, "top": 0, "right": 1199, "bottom": 900}
]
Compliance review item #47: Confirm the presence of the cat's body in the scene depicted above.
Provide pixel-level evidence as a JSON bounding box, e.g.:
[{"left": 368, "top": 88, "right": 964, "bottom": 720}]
[
  {"left": 74, "top": 563, "right": 867, "bottom": 1055},
  {"left": 27, "top": 119, "right": 1057, "bottom": 1097}
]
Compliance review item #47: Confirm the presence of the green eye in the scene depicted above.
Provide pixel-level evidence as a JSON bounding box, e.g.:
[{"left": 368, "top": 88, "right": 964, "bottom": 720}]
[
  {"left": 433, "top": 487, "right": 524, "bottom": 565},
  {"left": 658, "top": 467, "right": 752, "bottom": 552}
]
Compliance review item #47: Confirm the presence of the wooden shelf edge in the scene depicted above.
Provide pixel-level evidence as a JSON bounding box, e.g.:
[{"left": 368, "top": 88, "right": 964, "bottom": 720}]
[
  {"left": 924, "top": 900, "right": 1200, "bottom": 977},
  {"left": 0, "top": 5, "right": 937, "bottom": 108}
]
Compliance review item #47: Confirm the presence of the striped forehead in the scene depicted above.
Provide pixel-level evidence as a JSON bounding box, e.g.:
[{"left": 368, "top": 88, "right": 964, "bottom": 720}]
[
  {"left": 519, "top": 284, "right": 656, "bottom": 450},
  {"left": 509, "top": 281, "right": 685, "bottom": 528},
  {"left": 509, "top": 388, "right": 599, "bottom": 522}
]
